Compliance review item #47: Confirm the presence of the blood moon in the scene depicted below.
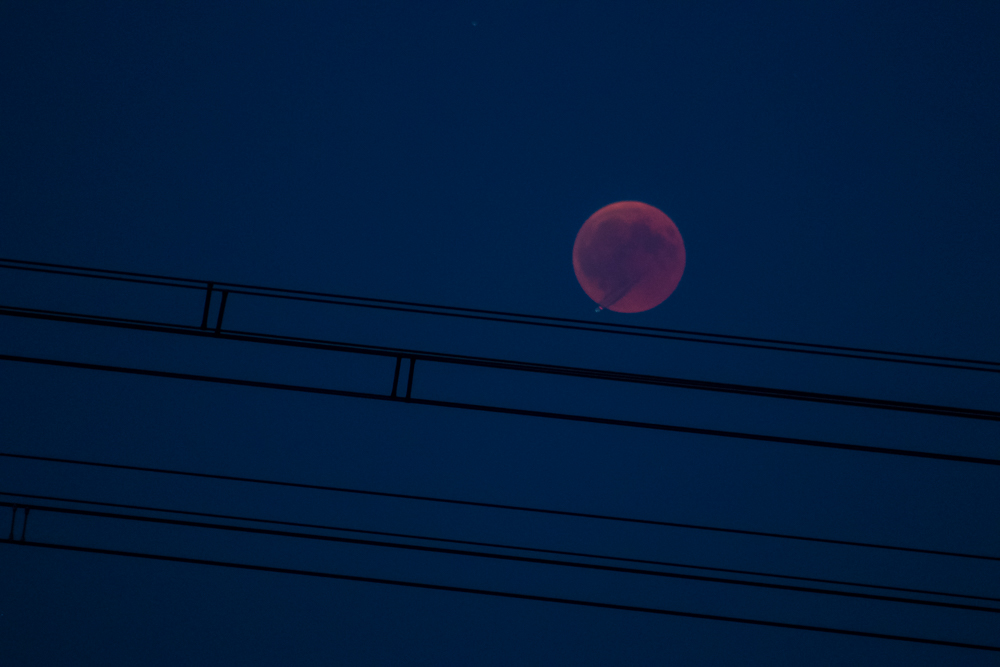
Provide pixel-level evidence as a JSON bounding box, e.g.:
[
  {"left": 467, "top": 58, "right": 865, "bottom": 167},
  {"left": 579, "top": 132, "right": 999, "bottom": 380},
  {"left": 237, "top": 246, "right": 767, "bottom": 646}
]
[{"left": 572, "top": 201, "right": 686, "bottom": 313}]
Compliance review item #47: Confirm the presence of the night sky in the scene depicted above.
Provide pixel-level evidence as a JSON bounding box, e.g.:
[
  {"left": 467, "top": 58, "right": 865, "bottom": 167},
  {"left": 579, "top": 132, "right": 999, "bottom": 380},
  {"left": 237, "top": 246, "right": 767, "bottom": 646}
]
[{"left": 2, "top": 2, "right": 999, "bottom": 665}]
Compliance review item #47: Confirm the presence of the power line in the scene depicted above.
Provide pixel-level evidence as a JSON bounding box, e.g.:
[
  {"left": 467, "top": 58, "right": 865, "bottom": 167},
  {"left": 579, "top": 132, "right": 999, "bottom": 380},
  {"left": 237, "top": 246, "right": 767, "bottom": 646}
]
[
  {"left": 3, "top": 451, "right": 997, "bottom": 563},
  {"left": 225, "top": 288, "right": 1000, "bottom": 373},
  {"left": 2, "top": 352, "right": 997, "bottom": 466},
  {"left": 3, "top": 303, "right": 997, "bottom": 422},
  {"left": 3, "top": 262, "right": 994, "bottom": 652},
  {"left": 6, "top": 490, "right": 994, "bottom": 604},
  {"left": 4, "top": 496, "right": 995, "bottom": 613},
  {"left": 4, "top": 540, "right": 997, "bottom": 652},
  {"left": 2, "top": 256, "right": 998, "bottom": 372}
]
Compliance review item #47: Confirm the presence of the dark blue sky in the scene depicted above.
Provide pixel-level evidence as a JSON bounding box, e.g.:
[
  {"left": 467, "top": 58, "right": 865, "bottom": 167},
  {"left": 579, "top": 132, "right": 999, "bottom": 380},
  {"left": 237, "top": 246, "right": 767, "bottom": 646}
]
[{"left": 1, "top": 2, "right": 998, "bottom": 664}]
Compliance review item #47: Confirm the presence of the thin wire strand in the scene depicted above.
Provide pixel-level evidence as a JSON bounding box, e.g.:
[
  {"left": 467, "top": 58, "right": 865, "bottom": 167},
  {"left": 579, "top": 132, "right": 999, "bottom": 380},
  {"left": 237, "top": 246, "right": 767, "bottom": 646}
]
[
  {"left": 4, "top": 495, "right": 996, "bottom": 613},
  {"left": 3, "top": 451, "right": 997, "bottom": 562},
  {"left": 3, "top": 304, "right": 997, "bottom": 421},
  {"left": 4, "top": 540, "right": 997, "bottom": 652},
  {"left": 6, "top": 490, "right": 994, "bottom": 603},
  {"left": 2, "top": 257, "right": 997, "bottom": 371},
  {"left": 2, "top": 352, "right": 997, "bottom": 466}
]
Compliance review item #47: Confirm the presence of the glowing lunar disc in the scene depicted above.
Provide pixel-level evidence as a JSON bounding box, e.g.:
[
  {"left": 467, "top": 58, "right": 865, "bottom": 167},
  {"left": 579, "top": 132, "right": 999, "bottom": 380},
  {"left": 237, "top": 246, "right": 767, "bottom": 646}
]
[{"left": 572, "top": 201, "right": 686, "bottom": 313}]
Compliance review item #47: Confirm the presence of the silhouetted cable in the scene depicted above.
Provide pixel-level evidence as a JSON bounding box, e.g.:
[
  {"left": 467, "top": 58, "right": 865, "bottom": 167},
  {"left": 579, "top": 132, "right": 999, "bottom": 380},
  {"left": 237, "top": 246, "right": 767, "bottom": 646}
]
[
  {"left": 3, "top": 257, "right": 998, "bottom": 372},
  {"left": 3, "top": 451, "right": 997, "bottom": 563},
  {"left": 2, "top": 352, "right": 997, "bottom": 466},
  {"left": 4, "top": 540, "right": 997, "bottom": 652},
  {"left": 3, "top": 304, "right": 997, "bottom": 422},
  {"left": 0, "top": 262, "right": 204, "bottom": 291},
  {"left": 4, "top": 496, "right": 996, "bottom": 613},
  {"left": 6, "top": 490, "right": 993, "bottom": 604}
]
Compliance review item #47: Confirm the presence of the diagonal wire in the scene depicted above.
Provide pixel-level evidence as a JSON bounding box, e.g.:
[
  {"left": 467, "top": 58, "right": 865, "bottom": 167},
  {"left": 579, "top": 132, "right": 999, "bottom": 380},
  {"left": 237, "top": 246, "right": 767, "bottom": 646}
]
[
  {"left": 4, "top": 540, "right": 998, "bottom": 653},
  {"left": 2, "top": 304, "right": 997, "bottom": 421},
  {"left": 4, "top": 494, "right": 997, "bottom": 612},
  {"left": 1, "top": 352, "right": 997, "bottom": 466},
  {"left": 2, "top": 451, "right": 997, "bottom": 563},
  {"left": 2, "top": 256, "right": 998, "bottom": 372}
]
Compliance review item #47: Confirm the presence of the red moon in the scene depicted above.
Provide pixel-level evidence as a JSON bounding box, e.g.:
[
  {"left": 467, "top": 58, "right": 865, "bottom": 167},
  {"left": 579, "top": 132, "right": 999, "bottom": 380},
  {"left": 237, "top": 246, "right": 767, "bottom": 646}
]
[{"left": 572, "top": 201, "right": 686, "bottom": 313}]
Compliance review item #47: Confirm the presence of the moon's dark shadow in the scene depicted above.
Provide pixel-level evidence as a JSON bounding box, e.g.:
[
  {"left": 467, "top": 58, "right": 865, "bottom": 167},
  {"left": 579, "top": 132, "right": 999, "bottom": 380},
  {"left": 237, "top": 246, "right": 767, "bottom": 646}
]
[{"left": 572, "top": 201, "right": 686, "bottom": 313}]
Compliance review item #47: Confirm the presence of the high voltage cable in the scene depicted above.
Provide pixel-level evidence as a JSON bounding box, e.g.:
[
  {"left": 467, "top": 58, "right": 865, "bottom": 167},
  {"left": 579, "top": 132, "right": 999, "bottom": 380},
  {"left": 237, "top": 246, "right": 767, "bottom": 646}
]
[
  {"left": 3, "top": 496, "right": 996, "bottom": 613},
  {"left": 3, "top": 451, "right": 997, "bottom": 563},
  {"left": 2, "top": 352, "right": 997, "bottom": 466},
  {"left": 3, "top": 540, "right": 997, "bottom": 652},
  {"left": 221, "top": 288, "right": 1000, "bottom": 373},
  {"left": 3, "top": 257, "right": 998, "bottom": 372},
  {"left": 5, "top": 491, "right": 995, "bottom": 604},
  {"left": 3, "top": 304, "right": 997, "bottom": 422}
]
